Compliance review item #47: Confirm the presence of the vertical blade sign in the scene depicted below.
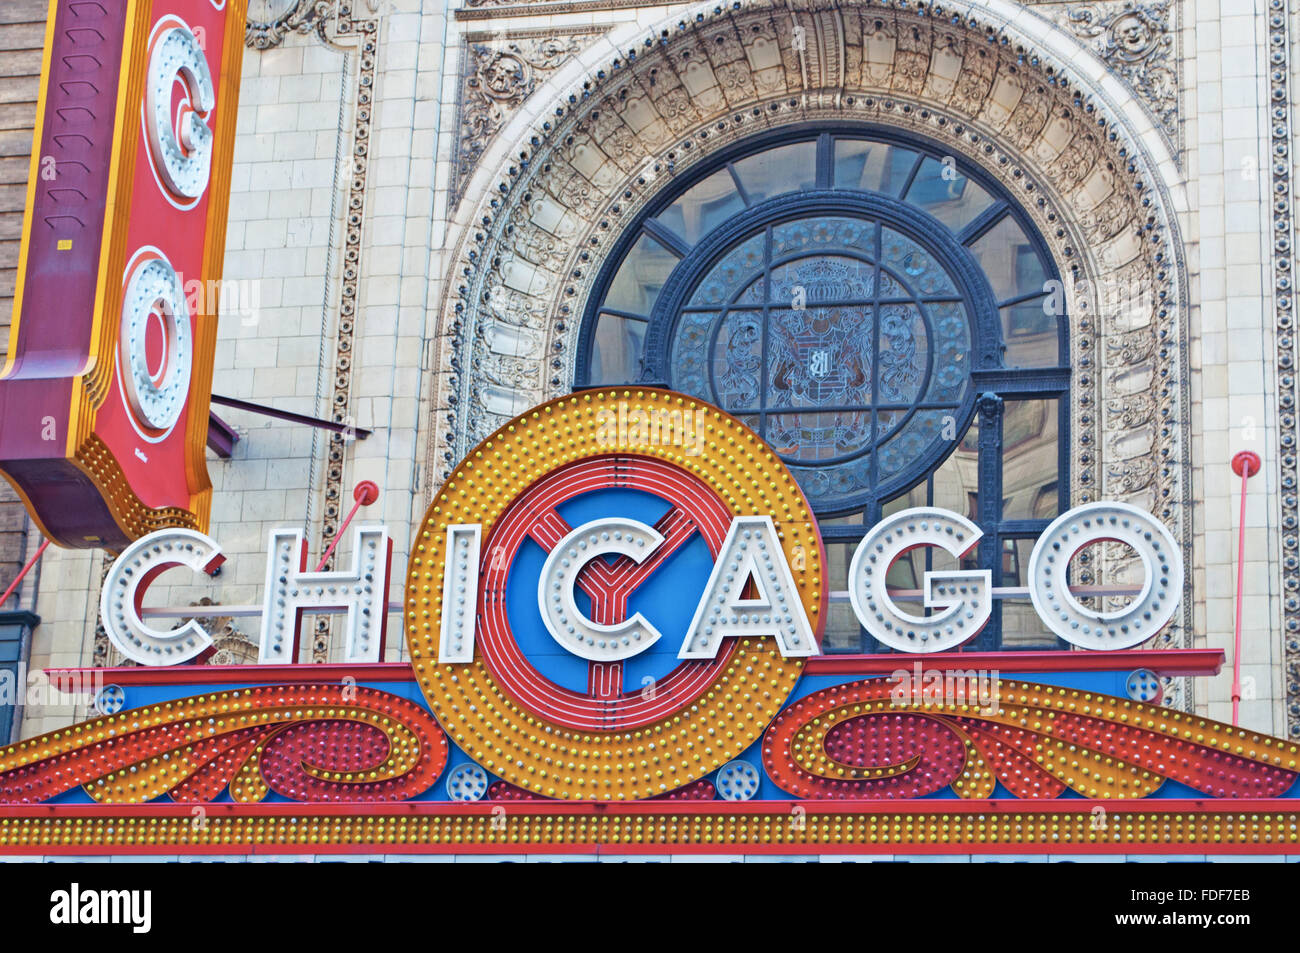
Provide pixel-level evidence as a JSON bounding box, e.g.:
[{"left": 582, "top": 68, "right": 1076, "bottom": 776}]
[{"left": 0, "top": 0, "right": 248, "bottom": 549}]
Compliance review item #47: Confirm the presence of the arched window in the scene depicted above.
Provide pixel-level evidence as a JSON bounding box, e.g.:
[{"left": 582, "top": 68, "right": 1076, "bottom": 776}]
[{"left": 576, "top": 128, "right": 1069, "bottom": 652}]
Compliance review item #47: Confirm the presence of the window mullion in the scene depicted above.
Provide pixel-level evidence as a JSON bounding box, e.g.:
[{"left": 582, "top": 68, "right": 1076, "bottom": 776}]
[
  {"left": 998, "top": 287, "right": 1052, "bottom": 310},
  {"left": 816, "top": 132, "right": 833, "bottom": 188},
  {"left": 641, "top": 220, "right": 691, "bottom": 258},
  {"left": 957, "top": 202, "right": 1009, "bottom": 246},
  {"left": 898, "top": 152, "right": 926, "bottom": 201},
  {"left": 974, "top": 393, "right": 1004, "bottom": 651},
  {"left": 728, "top": 163, "right": 752, "bottom": 207}
]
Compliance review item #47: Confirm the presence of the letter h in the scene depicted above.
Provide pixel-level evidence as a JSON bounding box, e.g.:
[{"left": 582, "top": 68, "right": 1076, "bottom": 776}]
[{"left": 259, "top": 525, "right": 393, "bottom": 664}]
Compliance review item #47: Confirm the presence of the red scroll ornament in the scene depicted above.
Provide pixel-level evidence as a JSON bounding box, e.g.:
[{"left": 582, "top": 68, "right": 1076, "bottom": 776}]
[
  {"left": 763, "top": 678, "right": 1300, "bottom": 800},
  {"left": 0, "top": 685, "right": 446, "bottom": 804}
]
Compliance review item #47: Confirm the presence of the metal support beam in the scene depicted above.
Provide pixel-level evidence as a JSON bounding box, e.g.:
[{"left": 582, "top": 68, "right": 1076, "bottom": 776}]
[
  {"left": 209, "top": 394, "right": 373, "bottom": 439},
  {"left": 207, "top": 410, "right": 240, "bottom": 459}
]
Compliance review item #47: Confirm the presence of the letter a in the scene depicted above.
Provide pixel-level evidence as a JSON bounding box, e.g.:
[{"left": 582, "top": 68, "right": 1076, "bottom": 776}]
[{"left": 678, "top": 516, "right": 818, "bottom": 659}]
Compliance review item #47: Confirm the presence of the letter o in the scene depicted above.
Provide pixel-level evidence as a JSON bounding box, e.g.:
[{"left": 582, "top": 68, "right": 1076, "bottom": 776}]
[
  {"left": 120, "top": 253, "right": 193, "bottom": 433},
  {"left": 1028, "top": 501, "right": 1183, "bottom": 650}
]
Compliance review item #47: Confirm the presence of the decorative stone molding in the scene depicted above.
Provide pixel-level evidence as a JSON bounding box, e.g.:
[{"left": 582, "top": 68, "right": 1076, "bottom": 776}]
[
  {"left": 91, "top": 557, "right": 115, "bottom": 668},
  {"left": 453, "top": 28, "right": 610, "bottom": 204},
  {"left": 206, "top": 627, "right": 261, "bottom": 665},
  {"left": 456, "top": 0, "right": 676, "bottom": 20},
  {"left": 1268, "top": 0, "right": 1299, "bottom": 737},
  {"left": 226, "top": 0, "right": 382, "bottom": 663},
  {"left": 242, "top": 0, "right": 380, "bottom": 660},
  {"left": 245, "top": 0, "right": 338, "bottom": 50},
  {"left": 310, "top": 1, "right": 379, "bottom": 662},
  {"left": 1047, "top": 1, "right": 1179, "bottom": 155},
  {"left": 426, "top": 0, "right": 1193, "bottom": 705}
]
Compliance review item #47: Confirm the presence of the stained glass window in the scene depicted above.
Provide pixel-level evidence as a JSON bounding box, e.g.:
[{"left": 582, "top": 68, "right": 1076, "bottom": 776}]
[
  {"left": 668, "top": 213, "right": 974, "bottom": 508},
  {"left": 577, "top": 130, "right": 1070, "bottom": 651}
]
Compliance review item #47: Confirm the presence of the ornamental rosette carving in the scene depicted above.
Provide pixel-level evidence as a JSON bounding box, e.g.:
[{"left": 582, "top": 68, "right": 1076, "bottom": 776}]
[
  {"left": 1058, "top": 1, "right": 1179, "bottom": 145},
  {"left": 453, "top": 31, "right": 606, "bottom": 202}
]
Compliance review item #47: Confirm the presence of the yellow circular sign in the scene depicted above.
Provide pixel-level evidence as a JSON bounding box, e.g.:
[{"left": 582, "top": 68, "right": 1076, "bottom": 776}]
[{"left": 406, "top": 388, "right": 824, "bottom": 800}]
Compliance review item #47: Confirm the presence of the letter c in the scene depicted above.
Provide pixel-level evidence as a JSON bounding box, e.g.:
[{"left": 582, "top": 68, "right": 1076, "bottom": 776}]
[
  {"left": 100, "top": 529, "right": 224, "bottom": 665},
  {"left": 537, "top": 517, "right": 665, "bottom": 662}
]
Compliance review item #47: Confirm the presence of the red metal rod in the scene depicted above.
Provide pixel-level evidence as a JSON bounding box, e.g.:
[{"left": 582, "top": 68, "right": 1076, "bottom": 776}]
[
  {"left": 314, "top": 481, "right": 380, "bottom": 572},
  {"left": 1230, "top": 451, "right": 1261, "bottom": 726},
  {"left": 0, "top": 537, "right": 49, "bottom": 608}
]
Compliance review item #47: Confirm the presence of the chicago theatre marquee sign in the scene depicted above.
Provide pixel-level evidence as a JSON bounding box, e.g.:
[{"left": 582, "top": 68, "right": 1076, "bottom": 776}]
[{"left": 2, "top": 388, "right": 1298, "bottom": 857}]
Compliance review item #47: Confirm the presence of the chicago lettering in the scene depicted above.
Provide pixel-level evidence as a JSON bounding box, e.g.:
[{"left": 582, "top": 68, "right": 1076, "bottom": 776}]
[{"left": 100, "top": 501, "right": 1181, "bottom": 665}]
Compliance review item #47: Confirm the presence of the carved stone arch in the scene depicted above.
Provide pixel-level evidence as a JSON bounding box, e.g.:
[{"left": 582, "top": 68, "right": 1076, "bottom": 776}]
[{"left": 429, "top": 0, "right": 1193, "bottom": 698}]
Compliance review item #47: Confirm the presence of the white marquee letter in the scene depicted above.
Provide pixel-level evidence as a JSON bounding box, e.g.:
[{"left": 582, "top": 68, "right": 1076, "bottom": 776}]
[
  {"left": 538, "top": 517, "right": 665, "bottom": 662},
  {"left": 145, "top": 21, "right": 215, "bottom": 199},
  {"left": 848, "top": 507, "right": 991, "bottom": 653},
  {"left": 261, "top": 525, "right": 392, "bottom": 664},
  {"left": 439, "top": 524, "right": 480, "bottom": 663},
  {"left": 1028, "top": 501, "right": 1183, "bottom": 649},
  {"left": 679, "top": 516, "right": 818, "bottom": 659},
  {"left": 100, "top": 529, "right": 223, "bottom": 665}
]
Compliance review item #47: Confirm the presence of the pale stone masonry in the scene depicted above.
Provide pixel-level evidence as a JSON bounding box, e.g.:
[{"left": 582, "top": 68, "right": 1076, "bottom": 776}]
[{"left": 5, "top": 0, "right": 1295, "bottom": 746}]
